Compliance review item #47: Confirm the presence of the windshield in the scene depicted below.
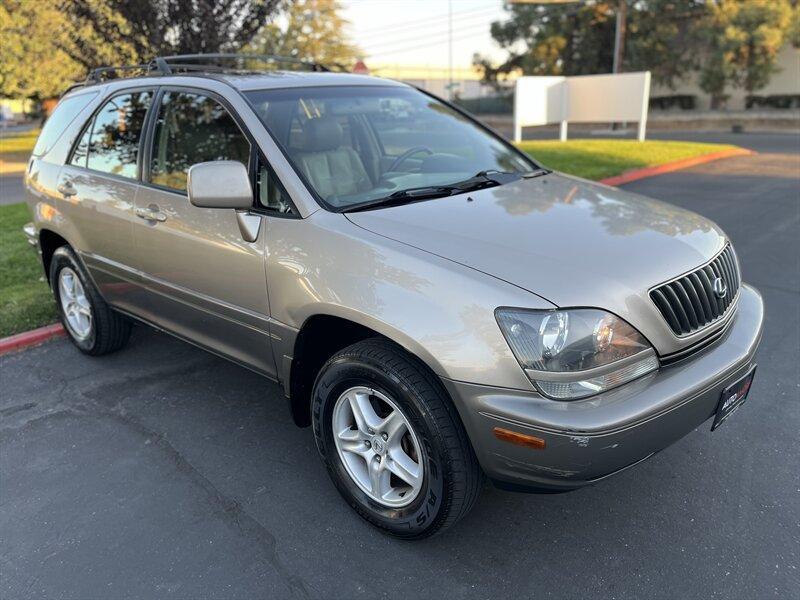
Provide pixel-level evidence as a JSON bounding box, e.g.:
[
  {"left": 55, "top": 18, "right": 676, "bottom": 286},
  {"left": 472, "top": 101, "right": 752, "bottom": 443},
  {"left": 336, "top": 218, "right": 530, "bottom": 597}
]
[{"left": 244, "top": 86, "right": 536, "bottom": 210}]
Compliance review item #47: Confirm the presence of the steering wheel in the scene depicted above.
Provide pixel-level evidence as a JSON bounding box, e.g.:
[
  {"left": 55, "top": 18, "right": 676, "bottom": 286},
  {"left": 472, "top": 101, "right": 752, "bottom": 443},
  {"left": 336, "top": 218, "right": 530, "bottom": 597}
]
[{"left": 387, "top": 146, "right": 434, "bottom": 173}]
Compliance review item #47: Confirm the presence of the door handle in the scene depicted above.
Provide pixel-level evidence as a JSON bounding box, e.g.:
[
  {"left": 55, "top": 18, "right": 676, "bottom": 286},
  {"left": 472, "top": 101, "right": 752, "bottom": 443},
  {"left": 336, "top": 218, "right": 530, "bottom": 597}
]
[
  {"left": 57, "top": 181, "right": 77, "bottom": 197},
  {"left": 135, "top": 206, "right": 167, "bottom": 222}
]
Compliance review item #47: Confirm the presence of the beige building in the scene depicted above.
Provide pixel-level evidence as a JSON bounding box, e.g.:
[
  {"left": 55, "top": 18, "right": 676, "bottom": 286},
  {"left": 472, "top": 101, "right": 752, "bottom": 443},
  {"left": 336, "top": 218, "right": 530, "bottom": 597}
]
[
  {"left": 650, "top": 44, "right": 800, "bottom": 110},
  {"left": 367, "top": 64, "right": 501, "bottom": 99},
  {"left": 370, "top": 45, "right": 799, "bottom": 111}
]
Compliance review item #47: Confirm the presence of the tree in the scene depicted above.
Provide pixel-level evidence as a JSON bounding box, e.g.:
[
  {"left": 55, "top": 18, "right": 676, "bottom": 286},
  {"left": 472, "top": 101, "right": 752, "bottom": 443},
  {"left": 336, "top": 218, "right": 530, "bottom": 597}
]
[
  {"left": 1, "top": 0, "right": 281, "bottom": 99},
  {"left": 790, "top": 1, "right": 800, "bottom": 48},
  {"left": 697, "top": 0, "right": 793, "bottom": 108},
  {"left": 475, "top": 1, "right": 704, "bottom": 90},
  {"left": 73, "top": 0, "right": 281, "bottom": 59},
  {"left": 474, "top": 1, "right": 616, "bottom": 88},
  {"left": 0, "top": 0, "right": 139, "bottom": 99},
  {"left": 245, "top": 0, "right": 360, "bottom": 68}
]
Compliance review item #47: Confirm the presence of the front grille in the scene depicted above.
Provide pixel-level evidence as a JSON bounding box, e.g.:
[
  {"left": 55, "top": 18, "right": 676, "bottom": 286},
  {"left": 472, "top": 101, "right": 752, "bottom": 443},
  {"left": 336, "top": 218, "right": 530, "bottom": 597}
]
[{"left": 650, "top": 244, "right": 740, "bottom": 336}]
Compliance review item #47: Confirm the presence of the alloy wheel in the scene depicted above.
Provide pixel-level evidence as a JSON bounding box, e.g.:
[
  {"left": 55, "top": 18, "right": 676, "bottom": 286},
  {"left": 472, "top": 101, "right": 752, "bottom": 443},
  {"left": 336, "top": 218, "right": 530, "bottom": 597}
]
[
  {"left": 58, "top": 267, "right": 92, "bottom": 340},
  {"left": 332, "top": 386, "right": 424, "bottom": 507}
]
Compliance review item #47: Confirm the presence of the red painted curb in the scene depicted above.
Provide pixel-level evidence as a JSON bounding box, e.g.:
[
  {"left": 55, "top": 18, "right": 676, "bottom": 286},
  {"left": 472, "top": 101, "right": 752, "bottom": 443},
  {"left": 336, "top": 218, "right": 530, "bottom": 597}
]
[
  {"left": 0, "top": 323, "right": 65, "bottom": 356},
  {"left": 599, "top": 147, "right": 755, "bottom": 187}
]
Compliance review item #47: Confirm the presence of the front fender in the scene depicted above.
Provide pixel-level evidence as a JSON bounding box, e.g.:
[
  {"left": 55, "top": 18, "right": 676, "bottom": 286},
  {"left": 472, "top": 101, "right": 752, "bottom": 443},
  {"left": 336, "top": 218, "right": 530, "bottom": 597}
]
[{"left": 265, "top": 210, "right": 552, "bottom": 390}]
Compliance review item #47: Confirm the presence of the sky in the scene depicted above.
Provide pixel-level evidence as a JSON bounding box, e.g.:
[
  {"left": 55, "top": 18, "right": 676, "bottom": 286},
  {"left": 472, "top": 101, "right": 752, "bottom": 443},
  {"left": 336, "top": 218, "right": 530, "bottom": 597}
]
[{"left": 340, "top": 0, "right": 508, "bottom": 69}]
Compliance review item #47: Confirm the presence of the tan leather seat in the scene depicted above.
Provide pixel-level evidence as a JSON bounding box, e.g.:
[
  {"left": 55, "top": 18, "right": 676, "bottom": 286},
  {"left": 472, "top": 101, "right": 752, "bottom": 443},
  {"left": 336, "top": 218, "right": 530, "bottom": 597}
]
[{"left": 295, "top": 117, "right": 372, "bottom": 199}]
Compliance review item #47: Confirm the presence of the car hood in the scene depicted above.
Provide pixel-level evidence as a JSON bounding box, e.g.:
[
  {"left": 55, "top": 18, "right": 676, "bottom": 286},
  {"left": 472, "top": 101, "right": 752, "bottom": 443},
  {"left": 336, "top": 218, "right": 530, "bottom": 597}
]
[{"left": 345, "top": 173, "right": 728, "bottom": 354}]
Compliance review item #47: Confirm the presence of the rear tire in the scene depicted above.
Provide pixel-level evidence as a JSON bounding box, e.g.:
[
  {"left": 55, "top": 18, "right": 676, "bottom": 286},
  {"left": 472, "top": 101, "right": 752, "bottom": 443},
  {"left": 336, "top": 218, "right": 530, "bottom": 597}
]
[
  {"left": 312, "top": 338, "right": 483, "bottom": 539},
  {"left": 50, "top": 246, "right": 131, "bottom": 356}
]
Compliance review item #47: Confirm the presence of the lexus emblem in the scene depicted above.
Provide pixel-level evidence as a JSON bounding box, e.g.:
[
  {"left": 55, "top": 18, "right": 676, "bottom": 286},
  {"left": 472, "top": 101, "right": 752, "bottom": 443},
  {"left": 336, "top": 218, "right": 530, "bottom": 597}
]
[{"left": 712, "top": 277, "right": 728, "bottom": 299}]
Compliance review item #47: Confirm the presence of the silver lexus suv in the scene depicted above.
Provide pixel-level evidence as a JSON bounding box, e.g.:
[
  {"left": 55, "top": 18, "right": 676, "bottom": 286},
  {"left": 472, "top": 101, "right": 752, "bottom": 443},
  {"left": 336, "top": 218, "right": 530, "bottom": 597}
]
[{"left": 24, "top": 56, "right": 763, "bottom": 538}]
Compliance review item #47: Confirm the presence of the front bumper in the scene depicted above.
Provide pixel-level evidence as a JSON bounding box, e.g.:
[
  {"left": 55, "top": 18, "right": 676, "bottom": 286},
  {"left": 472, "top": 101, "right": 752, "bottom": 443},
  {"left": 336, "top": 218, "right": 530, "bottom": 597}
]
[
  {"left": 23, "top": 222, "right": 39, "bottom": 250},
  {"left": 443, "top": 284, "right": 764, "bottom": 492}
]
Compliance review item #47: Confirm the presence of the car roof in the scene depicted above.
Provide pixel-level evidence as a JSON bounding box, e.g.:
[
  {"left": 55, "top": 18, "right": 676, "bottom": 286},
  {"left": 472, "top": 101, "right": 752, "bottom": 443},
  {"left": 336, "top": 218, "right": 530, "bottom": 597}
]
[{"left": 63, "top": 70, "right": 408, "bottom": 100}]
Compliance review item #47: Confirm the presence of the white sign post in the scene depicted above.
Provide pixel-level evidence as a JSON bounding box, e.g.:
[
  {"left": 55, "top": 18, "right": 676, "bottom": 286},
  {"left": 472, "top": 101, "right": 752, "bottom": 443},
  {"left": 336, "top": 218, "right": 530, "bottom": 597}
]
[{"left": 514, "top": 71, "right": 651, "bottom": 142}]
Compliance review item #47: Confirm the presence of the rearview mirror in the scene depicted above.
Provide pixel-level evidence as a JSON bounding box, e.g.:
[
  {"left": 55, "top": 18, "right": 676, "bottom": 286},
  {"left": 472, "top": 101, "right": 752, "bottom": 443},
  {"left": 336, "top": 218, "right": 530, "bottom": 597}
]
[{"left": 187, "top": 161, "right": 253, "bottom": 210}]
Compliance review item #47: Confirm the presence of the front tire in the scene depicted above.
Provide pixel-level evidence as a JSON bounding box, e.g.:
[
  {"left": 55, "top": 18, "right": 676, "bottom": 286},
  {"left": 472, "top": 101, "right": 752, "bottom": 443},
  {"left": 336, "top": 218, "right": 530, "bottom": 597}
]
[
  {"left": 312, "top": 338, "right": 483, "bottom": 539},
  {"left": 50, "top": 246, "right": 131, "bottom": 355}
]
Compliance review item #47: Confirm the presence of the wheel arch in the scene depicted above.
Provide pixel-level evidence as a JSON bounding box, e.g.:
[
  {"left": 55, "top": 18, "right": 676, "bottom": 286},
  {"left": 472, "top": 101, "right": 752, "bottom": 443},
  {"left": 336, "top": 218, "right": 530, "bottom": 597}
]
[
  {"left": 286, "top": 312, "right": 451, "bottom": 428},
  {"left": 39, "top": 228, "right": 71, "bottom": 284}
]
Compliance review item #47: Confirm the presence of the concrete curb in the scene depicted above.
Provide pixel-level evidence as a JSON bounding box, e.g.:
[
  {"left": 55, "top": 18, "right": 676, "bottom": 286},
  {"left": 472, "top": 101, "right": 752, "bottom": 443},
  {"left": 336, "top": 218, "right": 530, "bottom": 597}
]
[
  {"left": 599, "top": 147, "right": 755, "bottom": 186},
  {"left": 0, "top": 323, "right": 65, "bottom": 356}
]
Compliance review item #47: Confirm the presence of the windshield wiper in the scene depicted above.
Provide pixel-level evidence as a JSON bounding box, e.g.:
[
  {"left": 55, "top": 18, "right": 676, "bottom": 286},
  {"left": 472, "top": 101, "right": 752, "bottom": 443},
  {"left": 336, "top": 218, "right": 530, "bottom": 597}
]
[
  {"left": 474, "top": 168, "right": 550, "bottom": 180},
  {"left": 340, "top": 169, "right": 551, "bottom": 213},
  {"left": 341, "top": 186, "right": 458, "bottom": 213}
]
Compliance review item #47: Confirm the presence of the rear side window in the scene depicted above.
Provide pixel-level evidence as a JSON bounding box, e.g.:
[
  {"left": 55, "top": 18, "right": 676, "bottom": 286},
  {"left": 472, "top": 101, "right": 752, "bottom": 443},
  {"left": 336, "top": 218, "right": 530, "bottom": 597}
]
[
  {"left": 32, "top": 92, "right": 98, "bottom": 157},
  {"left": 149, "top": 91, "right": 250, "bottom": 192},
  {"left": 69, "top": 91, "right": 153, "bottom": 179}
]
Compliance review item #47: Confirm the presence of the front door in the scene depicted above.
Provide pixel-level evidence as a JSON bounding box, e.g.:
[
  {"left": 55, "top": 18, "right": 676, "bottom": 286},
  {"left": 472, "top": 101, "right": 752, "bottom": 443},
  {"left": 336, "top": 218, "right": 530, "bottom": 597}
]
[{"left": 132, "top": 88, "right": 275, "bottom": 376}]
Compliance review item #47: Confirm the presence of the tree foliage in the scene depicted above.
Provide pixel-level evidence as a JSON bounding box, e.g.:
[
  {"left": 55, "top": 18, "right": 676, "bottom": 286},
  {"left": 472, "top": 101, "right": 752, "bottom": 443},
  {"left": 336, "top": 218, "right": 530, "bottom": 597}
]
[
  {"left": 475, "top": 1, "right": 705, "bottom": 90},
  {"left": 1, "top": 0, "right": 361, "bottom": 99},
  {"left": 1, "top": 0, "right": 139, "bottom": 98},
  {"left": 244, "top": 0, "right": 360, "bottom": 68},
  {"left": 698, "top": 0, "right": 794, "bottom": 107},
  {"left": 477, "top": 0, "right": 796, "bottom": 104},
  {"left": 96, "top": 0, "right": 281, "bottom": 58}
]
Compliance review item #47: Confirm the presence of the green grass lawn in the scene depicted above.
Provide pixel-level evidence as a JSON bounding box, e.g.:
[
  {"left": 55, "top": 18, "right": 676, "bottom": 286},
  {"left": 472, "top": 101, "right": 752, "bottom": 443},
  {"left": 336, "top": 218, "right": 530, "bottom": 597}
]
[
  {"left": 0, "top": 137, "right": 743, "bottom": 338},
  {"left": 518, "top": 139, "right": 738, "bottom": 181},
  {"left": 0, "top": 128, "right": 40, "bottom": 164},
  {"left": 0, "top": 203, "right": 56, "bottom": 337}
]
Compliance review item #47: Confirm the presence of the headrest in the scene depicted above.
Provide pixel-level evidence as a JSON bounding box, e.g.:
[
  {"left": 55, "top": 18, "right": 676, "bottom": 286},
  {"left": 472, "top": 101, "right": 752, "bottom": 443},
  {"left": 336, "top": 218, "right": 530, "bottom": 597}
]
[{"left": 303, "top": 117, "right": 343, "bottom": 152}]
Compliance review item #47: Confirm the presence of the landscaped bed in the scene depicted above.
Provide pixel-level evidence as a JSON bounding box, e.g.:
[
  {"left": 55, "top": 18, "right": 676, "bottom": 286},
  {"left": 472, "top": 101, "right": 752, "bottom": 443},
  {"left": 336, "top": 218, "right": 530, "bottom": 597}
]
[
  {"left": 0, "top": 134, "right": 741, "bottom": 337},
  {"left": 518, "top": 139, "right": 740, "bottom": 181},
  {"left": 0, "top": 203, "right": 57, "bottom": 337}
]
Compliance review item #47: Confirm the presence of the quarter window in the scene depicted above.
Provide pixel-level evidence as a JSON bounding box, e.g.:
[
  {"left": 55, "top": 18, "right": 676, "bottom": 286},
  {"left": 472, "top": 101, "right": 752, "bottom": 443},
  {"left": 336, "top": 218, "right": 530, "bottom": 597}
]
[
  {"left": 149, "top": 91, "right": 250, "bottom": 192},
  {"left": 258, "top": 162, "right": 293, "bottom": 214},
  {"left": 32, "top": 91, "right": 98, "bottom": 157},
  {"left": 70, "top": 92, "right": 152, "bottom": 178}
]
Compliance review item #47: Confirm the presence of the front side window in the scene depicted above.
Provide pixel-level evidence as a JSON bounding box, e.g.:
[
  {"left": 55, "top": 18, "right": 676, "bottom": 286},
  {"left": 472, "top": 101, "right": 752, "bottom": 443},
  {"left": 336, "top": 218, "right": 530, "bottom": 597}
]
[
  {"left": 244, "top": 86, "right": 536, "bottom": 211},
  {"left": 149, "top": 91, "right": 250, "bottom": 192},
  {"left": 71, "top": 91, "right": 152, "bottom": 178}
]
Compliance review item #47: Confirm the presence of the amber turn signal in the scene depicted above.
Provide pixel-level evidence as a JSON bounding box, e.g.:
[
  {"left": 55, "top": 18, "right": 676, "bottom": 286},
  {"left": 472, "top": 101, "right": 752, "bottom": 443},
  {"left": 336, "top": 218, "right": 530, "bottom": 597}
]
[{"left": 492, "top": 427, "right": 546, "bottom": 450}]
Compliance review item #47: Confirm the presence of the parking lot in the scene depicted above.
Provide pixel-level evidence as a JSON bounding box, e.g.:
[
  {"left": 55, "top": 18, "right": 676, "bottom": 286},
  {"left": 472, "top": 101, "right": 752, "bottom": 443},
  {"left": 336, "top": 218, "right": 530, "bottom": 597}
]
[{"left": 2, "top": 135, "right": 798, "bottom": 599}]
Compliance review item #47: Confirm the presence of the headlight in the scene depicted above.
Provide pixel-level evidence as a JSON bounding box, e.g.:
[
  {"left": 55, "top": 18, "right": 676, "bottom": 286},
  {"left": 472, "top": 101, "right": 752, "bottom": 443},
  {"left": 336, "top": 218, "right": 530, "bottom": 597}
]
[{"left": 496, "top": 308, "right": 659, "bottom": 400}]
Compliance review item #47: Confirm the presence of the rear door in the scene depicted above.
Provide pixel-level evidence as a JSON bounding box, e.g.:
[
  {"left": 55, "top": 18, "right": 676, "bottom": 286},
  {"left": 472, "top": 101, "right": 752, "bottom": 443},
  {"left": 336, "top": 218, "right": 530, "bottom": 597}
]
[
  {"left": 57, "top": 89, "right": 154, "bottom": 312},
  {"left": 132, "top": 87, "right": 276, "bottom": 375}
]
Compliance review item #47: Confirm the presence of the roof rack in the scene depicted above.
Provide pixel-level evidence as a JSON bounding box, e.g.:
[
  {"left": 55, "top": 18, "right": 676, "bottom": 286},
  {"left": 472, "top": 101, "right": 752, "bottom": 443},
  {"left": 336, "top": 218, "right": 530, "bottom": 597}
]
[
  {"left": 81, "top": 53, "right": 332, "bottom": 86},
  {"left": 158, "top": 53, "right": 331, "bottom": 73}
]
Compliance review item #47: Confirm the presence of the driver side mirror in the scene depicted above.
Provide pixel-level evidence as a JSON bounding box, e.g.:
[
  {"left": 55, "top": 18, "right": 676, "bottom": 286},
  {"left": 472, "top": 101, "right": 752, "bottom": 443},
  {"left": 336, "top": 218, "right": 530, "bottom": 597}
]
[
  {"left": 187, "top": 161, "right": 253, "bottom": 210},
  {"left": 187, "top": 161, "right": 262, "bottom": 243}
]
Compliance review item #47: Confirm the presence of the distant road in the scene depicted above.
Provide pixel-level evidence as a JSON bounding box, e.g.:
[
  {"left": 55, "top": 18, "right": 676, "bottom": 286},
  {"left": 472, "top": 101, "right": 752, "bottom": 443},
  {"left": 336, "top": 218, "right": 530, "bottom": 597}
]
[
  {"left": 0, "top": 172, "right": 26, "bottom": 206},
  {"left": 0, "top": 123, "right": 35, "bottom": 205},
  {"left": 514, "top": 127, "right": 800, "bottom": 155}
]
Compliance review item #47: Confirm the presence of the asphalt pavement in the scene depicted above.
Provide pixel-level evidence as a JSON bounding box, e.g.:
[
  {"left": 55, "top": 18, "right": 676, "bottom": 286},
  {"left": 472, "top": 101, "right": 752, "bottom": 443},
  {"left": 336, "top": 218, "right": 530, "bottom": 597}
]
[
  {"left": 1, "top": 137, "right": 798, "bottom": 599},
  {"left": 0, "top": 172, "right": 26, "bottom": 206}
]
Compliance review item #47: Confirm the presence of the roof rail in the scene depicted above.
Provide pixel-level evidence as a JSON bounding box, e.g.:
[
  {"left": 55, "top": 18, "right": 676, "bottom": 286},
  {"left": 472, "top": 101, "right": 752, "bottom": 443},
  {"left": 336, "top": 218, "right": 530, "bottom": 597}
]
[
  {"left": 156, "top": 53, "right": 332, "bottom": 73},
  {"left": 75, "top": 53, "right": 334, "bottom": 90},
  {"left": 85, "top": 63, "right": 165, "bottom": 84}
]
